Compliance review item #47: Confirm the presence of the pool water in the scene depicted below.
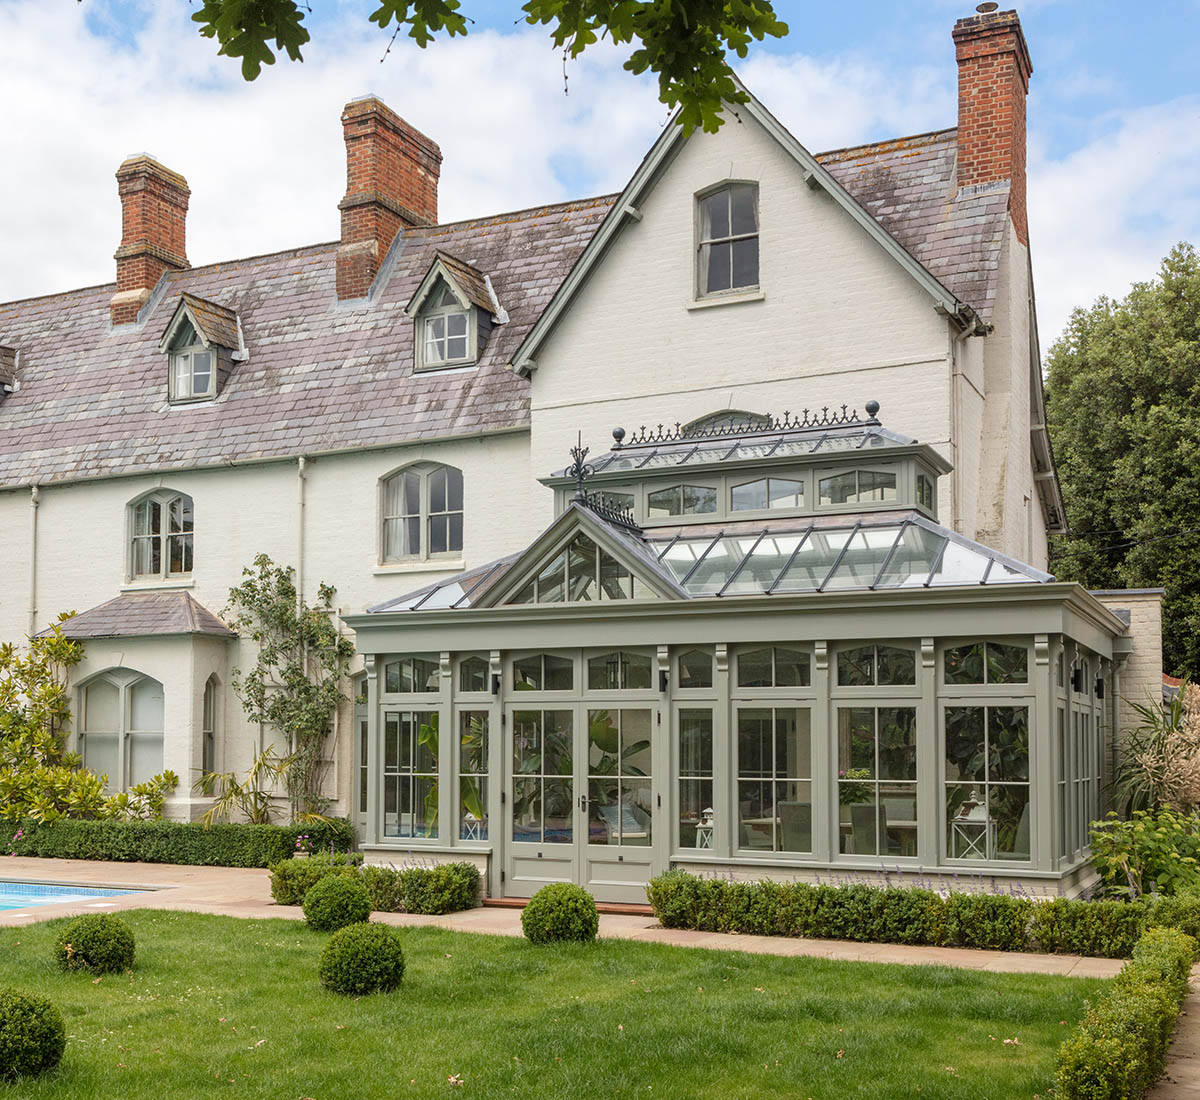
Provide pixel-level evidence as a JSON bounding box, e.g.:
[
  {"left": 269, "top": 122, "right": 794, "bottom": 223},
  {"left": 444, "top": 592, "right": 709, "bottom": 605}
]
[{"left": 0, "top": 880, "right": 139, "bottom": 912}]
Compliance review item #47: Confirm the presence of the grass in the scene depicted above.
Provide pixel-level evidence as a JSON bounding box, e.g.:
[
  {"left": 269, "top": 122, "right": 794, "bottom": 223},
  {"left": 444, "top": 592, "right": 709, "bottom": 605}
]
[{"left": 0, "top": 910, "right": 1107, "bottom": 1100}]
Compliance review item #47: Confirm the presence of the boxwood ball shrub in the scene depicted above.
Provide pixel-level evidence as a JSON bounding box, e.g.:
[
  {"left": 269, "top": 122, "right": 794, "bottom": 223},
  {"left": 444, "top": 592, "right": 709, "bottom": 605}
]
[
  {"left": 318, "top": 922, "right": 406, "bottom": 996},
  {"left": 521, "top": 883, "right": 600, "bottom": 945},
  {"left": 303, "top": 874, "right": 373, "bottom": 932},
  {"left": 54, "top": 913, "right": 136, "bottom": 973},
  {"left": 0, "top": 989, "right": 66, "bottom": 1081}
]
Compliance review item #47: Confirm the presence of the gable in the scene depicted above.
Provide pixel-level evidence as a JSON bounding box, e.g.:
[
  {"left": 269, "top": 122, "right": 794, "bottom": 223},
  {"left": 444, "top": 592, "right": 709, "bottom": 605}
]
[{"left": 511, "top": 76, "right": 978, "bottom": 377}]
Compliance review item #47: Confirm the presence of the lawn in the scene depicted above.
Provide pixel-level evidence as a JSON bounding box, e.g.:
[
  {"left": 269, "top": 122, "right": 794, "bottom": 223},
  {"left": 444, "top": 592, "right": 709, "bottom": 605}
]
[{"left": 0, "top": 910, "right": 1106, "bottom": 1100}]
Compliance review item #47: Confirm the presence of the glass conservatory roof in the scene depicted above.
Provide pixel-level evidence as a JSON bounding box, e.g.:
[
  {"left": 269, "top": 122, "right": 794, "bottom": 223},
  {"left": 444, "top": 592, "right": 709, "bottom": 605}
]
[{"left": 368, "top": 510, "right": 1053, "bottom": 614}]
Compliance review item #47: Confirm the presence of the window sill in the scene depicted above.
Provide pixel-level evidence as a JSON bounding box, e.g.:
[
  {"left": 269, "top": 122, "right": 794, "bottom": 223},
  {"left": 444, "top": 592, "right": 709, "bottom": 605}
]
[
  {"left": 687, "top": 289, "right": 765, "bottom": 311},
  {"left": 121, "top": 578, "right": 195, "bottom": 592},
  {"left": 374, "top": 559, "right": 465, "bottom": 576}
]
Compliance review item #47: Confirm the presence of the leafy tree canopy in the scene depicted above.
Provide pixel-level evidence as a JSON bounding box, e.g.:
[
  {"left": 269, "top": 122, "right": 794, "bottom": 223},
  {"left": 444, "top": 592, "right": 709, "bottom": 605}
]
[
  {"left": 1045, "top": 242, "right": 1200, "bottom": 679},
  {"left": 190, "top": 0, "right": 789, "bottom": 133}
]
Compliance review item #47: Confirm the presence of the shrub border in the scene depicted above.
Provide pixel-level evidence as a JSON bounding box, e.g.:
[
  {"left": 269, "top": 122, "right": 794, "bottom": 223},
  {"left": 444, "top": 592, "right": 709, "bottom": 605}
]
[{"left": 270, "top": 857, "right": 481, "bottom": 915}]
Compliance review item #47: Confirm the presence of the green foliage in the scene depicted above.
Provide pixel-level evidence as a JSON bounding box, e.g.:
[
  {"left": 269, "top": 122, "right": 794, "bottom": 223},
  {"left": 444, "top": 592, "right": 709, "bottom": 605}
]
[
  {"left": 54, "top": 914, "right": 136, "bottom": 974},
  {"left": 216, "top": 555, "right": 355, "bottom": 821},
  {"left": 0, "top": 621, "right": 178, "bottom": 822},
  {"left": 1045, "top": 242, "right": 1200, "bottom": 679},
  {"left": 193, "top": 745, "right": 286, "bottom": 826},
  {"left": 0, "top": 988, "right": 66, "bottom": 1081},
  {"left": 269, "top": 857, "right": 480, "bottom": 914},
  {"left": 189, "top": 0, "right": 788, "bottom": 133},
  {"left": 646, "top": 871, "right": 1200, "bottom": 958},
  {"left": 521, "top": 882, "right": 599, "bottom": 945},
  {"left": 303, "top": 875, "right": 373, "bottom": 932},
  {"left": 1, "top": 816, "right": 353, "bottom": 867},
  {"left": 1111, "top": 681, "right": 1200, "bottom": 815},
  {"left": 317, "top": 922, "right": 406, "bottom": 996},
  {"left": 1055, "top": 927, "right": 1198, "bottom": 1100},
  {"left": 1089, "top": 809, "right": 1200, "bottom": 898}
]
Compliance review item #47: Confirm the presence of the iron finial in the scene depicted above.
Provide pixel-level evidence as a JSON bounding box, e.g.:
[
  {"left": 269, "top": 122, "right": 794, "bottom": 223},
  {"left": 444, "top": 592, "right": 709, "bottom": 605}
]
[{"left": 566, "top": 431, "right": 594, "bottom": 500}]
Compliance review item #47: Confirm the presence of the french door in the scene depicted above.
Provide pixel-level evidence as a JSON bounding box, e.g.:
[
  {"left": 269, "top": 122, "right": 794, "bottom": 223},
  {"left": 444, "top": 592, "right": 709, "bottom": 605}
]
[{"left": 505, "top": 704, "right": 659, "bottom": 903}]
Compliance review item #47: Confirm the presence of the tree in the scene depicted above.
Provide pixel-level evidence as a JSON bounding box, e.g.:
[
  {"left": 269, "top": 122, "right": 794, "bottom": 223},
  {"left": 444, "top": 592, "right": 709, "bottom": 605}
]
[
  {"left": 190, "top": 0, "right": 789, "bottom": 133},
  {"left": 1045, "top": 242, "right": 1200, "bottom": 678},
  {"left": 220, "top": 554, "right": 356, "bottom": 820}
]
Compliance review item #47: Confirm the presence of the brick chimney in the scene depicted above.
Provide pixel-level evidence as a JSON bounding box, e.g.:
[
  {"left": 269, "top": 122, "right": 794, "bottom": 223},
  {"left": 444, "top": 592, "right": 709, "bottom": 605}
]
[
  {"left": 336, "top": 96, "right": 442, "bottom": 301},
  {"left": 110, "top": 155, "right": 190, "bottom": 326},
  {"left": 953, "top": 8, "right": 1033, "bottom": 245}
]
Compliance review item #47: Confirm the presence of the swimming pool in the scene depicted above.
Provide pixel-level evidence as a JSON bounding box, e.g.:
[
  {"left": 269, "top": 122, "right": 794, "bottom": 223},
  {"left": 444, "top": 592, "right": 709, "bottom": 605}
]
[{"left": 0, "top": 880, "right": 141, "bottom": 912}]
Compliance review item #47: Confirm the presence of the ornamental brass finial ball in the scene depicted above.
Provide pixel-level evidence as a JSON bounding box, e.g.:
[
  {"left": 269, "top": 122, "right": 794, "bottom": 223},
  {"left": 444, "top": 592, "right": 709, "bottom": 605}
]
[
  {"left": 865, "top": 400, "right": 880, "bottom": 419},
  {"left": 612, "top": 427, "right": 626, "bottom": 446}
]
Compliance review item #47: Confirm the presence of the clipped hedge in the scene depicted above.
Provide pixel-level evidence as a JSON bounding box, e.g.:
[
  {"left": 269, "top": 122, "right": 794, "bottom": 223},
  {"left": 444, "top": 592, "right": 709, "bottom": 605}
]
[
  {"left": 303, "top": 875, "right": 372, "bottom": 932},
  {"left": 0, "top": 989, "right": 66, "bottom": 1081},
  {"left": 318, "top": 923, "right": 406, "bottom": 996},
  {"left": 646, "top": 871, "right": 1200, "bottom": 958},
  {"left": 0, "top": 817, "right": 354, "bottom": 868},
  {"left": 270, "top": 858, "right": 480, "bottom": 915},
  {"left": 54, "top": 914, "right": 136, "bottom": 974},
  {"left": 1056, "top": 927, "right": 1198, "bottom": 1099},
  {"left": 521, "top": 883, "right": 599, "bottom": 945}
]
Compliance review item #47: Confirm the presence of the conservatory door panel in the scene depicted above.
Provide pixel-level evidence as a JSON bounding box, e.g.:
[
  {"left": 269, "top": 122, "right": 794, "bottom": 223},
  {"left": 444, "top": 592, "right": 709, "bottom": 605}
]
[{"left": 505, "top": 707, "right": 578, "bottom": 898}]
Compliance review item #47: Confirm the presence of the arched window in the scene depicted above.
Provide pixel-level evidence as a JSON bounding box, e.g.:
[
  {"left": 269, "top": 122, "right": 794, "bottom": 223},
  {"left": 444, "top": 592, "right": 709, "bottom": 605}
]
[
  {"left": 130, "top": 490, "right": 194, "bottom": 579},
  {"left": 202, "top": 675, "right": 218, "bottom": 774},
  {"left": 79, "top": 670, "right": 164, "bottom": 791},
  {"left": 381, "top": 464, "right": 463, "bottom": 562}
]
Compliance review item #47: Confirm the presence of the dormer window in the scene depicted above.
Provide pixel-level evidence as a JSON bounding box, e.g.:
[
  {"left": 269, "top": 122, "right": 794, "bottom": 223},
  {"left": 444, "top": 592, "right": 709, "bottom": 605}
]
[
  {"left": 697, "top": 183, "right": 759, "bottom": 297},
  {"left": 168, "top": 318, "right": 215, "bottom": 401},
  {"left": 421, "top": 285, "right": 475, "bottom": 369}
]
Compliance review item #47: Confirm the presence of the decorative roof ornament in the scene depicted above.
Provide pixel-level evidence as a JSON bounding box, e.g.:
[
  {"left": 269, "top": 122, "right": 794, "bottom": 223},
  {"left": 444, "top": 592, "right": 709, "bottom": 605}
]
[
  {"left": 580, "top": 491, "right": 641, "bottom": 532},
  {"left": 612, "top": 401, "right": 882, "bottom": 449},
  {"left": 566, "top": 432, "right": 594, "bottom": 500}
]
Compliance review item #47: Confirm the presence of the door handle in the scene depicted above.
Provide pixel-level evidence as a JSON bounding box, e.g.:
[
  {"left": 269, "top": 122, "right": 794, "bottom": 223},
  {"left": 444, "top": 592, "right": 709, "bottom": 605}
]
[{"left": 579, "top": 794, "right": 588, "bottom": 810}]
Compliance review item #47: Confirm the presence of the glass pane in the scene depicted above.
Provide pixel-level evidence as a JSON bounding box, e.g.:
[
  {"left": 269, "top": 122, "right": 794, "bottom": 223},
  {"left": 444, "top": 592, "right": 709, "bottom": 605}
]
[
  {"left": 859, "top": 470, "right": 897, "bottom": 501},
  {"left": 412, "top": 775, "right": 438, "bottom": 838},
  {"left": 543, "top": 711, "right": 573, "bottom": 774},
  {"left": 128, "top": 678, "right": 164, "bottom": 732},
  {"left": 880, "top": 782, "right": 918, "bottom": 857},
  {"left": 620, "top": 709, "right": 652, "bottom": 776},
  {"left": 598, "top": 550, "right": 633, "bottom": 600},
  {"left": 460, "top": 777, "right": 487, "bottom": 840},
  {"left": 738, "top": 708, "right": 773, "bottom": 778},
  {"left": 568, "top": 534, "right": 597, "bottom": 602},
  {"left": 619, "top": 779, "right": 652, "bottom": 846},
  {"left": 678, "top": 649, "right": 713, "bottom": 689},
  {"left": 945, "top": 643, "right": 985, "bottom": 685},
  {"left": 775, "top": 648, "right": 810, "bottom": 688},
  {"left": 679, "top": 709, "right": 713, "bottom": 777},
  {"left": 430, "top": 515, "right": 448, "bottom": 554},
  {"left": 776, "top": 708, "right": 811, "bottom": 780},
  {"left": 647, "top": 486, "right": 682, "bottom": 518},
  {"left": 819, "top": 472, "right": 858, "bottom": 506},
  {"left": 702, "top": 190, "right": 729, "bottom": 240},
  {"left": 877, "top": 646, "right": 915, "bottom": 685},
  {"left": 512, "top": 710, "right": 542, "bottom": 774},
  {"left": 730, "top": 184, "right": 757, "bottom": 235},
  {"left": 876, "top": 525, "right": 946, "bottom": 587},
  {"left": 542, "top": 778, "right": 573, "bottom": 843},
  {"left": 877, "top": 707, "right": 917, "bottom": 781},
  {"left": 737, "top": 648, "right": 773, "bottom": 688},
  {"left": 84, "top": 732, "right": 119, "bottom": 788},
  {"left": 947, "top": 783, "right": 987, "bottom": 859},
  {"left": 430, "top": 467, "right": 447, "bottom": 514},
  {"left": 403, "top": 472, "right": 421, "bottom": 516},
  {"left": 624, "top": 653, "right": 652, "bottom": 690},
  {"left": 777, "top": 781, "right": 812, "bottom": 853},
  {"left": 682, "top": 485, "right": 717, "bottom": 514},
  {"left": 731, "top": 479, "right": 767, "bottom": 512},
  {"left": 767, "top": 478, "right": 803, "bottom": 508},
  {"left": 928, "top": 540, "right": 990, "bottom": 586},
  {"left": 679, "top": 778, "right": 713, "bottom": 849},
  {"left": 513, "top": 777, "right": 541, "bottom": 842},
  {"left": 536, "top": 554, "right": 566, "bottom": 604},
  {"left": 731, "top": 236, "right": 758, "bottom": 289},
  {"left": 588, "top": 778, "right": 614, "bottom": 845},
  {"left": 448, "top": 312, "right": 468, "bottom": 336},
  {"left": 448, "top": 512, "right": 463, "bottom": 553},
  {"left": 683, "top": 535, "right": 754, "bottom": 596},
  {"left": 84, "top": 680, "right": 120, "bottom": 732},
  {"left": 837, "top": 646, "right": 875, "bottom": 687},
  {"left": 993, "top": 785, "right": 1031, "bottom": 860},
  {"left": 823, "top": 529, "right": 894, "bottom": 591},
  {"left": 987, "top": 643, "right": 1028, "bottom": 683},
  {"left": 544, "top": 655, "right": 573, "bottom": 691},
  {"left": 414, "top": 712, "right": 438, "bottom": 773},
  {"left": 191, "top": 351, "right": 212, "bottom": 393},
  {"left": 945, "top": 706, "right": 986, "bottom": 782},
  {"left": 774, "top": 529, "right": 852, "bottom": 591},
  {"left": 513, "top": 656, "right": 542, "bottom": 690},
  {"left": 459, "top": 656, "right": 489, "bottom": 693},
  {"left": 129, "top": 732, "right": 163, "bottom": 787},
  {"left": 447, "top": 467, "right": 464, "bottom": 512},
  {"left": 989, "top": 706, "right": 1030, "bottom": 782},
  {"left": 705, "top": 241, "right": 732, "bottom": 294},
  {"left": 738, "top": 779, "right": 774, "bottom": 850},
  {"left": 837, "top": 707, "right": 875, "bottom": 774},
  {"left": 588, "top": 653, "right": 620, "bottom": 692}
]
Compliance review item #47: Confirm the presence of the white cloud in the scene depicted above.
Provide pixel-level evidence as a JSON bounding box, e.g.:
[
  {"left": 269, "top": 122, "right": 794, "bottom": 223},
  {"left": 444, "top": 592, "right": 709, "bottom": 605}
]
[{"left": 1029, "top": 96, "right": 1200, "bottom": 347}]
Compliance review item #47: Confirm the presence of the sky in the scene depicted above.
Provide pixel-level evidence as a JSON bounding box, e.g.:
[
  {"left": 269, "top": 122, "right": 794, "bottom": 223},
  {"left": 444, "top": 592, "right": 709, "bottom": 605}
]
[{"left": 0, "top": 1, "right": 1198, "bottom": 350}]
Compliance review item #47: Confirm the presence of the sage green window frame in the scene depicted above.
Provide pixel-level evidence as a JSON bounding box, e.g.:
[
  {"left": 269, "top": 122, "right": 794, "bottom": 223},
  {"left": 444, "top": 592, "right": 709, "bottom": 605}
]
[
  {"left": 695, "top": 180, "right": 760, "bottom": 299},
  {"left": 816, "top": 464, "right": 901, "bottom": 512},
  {"left": 128, "top": 489, "right": 195, "bottom": 581},
  {"left": 167, "top": 318, "right": 217, "bottom": 403},
  {"left": 414, "top": 284, "right": 478, "bottom": 372},
  {"left": 77, "top": 669, "right": 166, "bottom": 793}
]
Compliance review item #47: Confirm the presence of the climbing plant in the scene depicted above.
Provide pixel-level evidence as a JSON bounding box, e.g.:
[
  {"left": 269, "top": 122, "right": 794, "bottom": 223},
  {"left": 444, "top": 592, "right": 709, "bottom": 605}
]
[{"left": 221, "top": 554, "right": 356, "bottom": 821}]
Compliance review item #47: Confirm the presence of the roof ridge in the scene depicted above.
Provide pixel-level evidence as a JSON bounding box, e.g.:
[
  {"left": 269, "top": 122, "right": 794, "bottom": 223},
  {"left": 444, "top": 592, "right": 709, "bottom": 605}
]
[
  {"left": 814, "top": 126, "right": 957, "bottom": 161},
  {"left": 421, "top": 193, "right": 619, "bottom": 233}
]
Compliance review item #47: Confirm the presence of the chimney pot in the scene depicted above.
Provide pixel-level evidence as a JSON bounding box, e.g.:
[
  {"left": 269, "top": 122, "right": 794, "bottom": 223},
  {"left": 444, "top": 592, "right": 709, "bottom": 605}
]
[
  {"left": 335, "top": 97, "right": 442, "bottom": 301},
  {"left": 110, "top": 156, "right": 190, "bottom": 326},
  {"left": 953, "top": 8, "right": 1033, "bottom": 245}
]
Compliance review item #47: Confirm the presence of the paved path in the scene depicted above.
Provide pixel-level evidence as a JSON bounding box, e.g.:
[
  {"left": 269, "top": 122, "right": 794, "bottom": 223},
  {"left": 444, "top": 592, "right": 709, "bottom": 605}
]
[
  {"left": 0, "top": 855, "right": 1122, "bottom": 978},
  {"left": 1150, "top": 974, "right": 1200, "bottom": 1099}
]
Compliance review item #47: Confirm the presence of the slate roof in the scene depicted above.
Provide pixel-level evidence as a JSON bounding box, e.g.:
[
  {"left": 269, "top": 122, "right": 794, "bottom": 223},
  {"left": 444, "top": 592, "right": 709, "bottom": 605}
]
[
  {"left": 815, "top": 128, "right": 1008, "bottom": 325},
  {"left": 48, "top": 591, "right": 236, "bottom": 639},
  {"left": 171, "top": 292, "right": 240, "bottom": 351},
  {"left": 0, "top": 196, "right": 615, "bottom": 489},
  {"left": 0, "top": 123, "right": 1011, "bottom": 491}
]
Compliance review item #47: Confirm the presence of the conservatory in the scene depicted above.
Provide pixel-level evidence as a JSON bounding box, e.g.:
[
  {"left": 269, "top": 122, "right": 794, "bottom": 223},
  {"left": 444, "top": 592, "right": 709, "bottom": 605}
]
[{"left": 344, "top": 406, "right": 1128, "bottom": 902}]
